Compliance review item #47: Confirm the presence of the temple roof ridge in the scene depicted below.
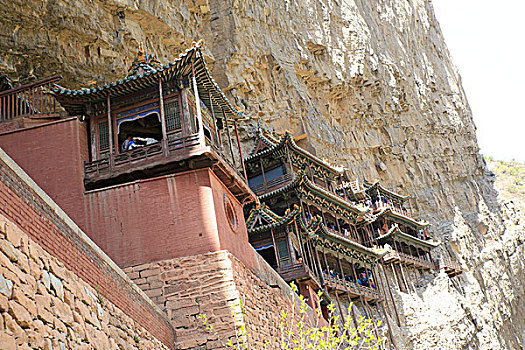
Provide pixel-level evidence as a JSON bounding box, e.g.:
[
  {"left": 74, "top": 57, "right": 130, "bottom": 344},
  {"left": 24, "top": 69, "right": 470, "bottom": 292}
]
[
  {"left": 51, "top": 41, "right": 247, "bottom": 121},
  {"left": 258, "top": 171, "right": 369, "bottom": 219},
  {"left": 246, "top": 130, "right": 344, "bottom": 175},
  {"left": 364, "top": 180, "right": 411, "bottom": 201},
  {"left": 375, "top": 223, "right": 440, "bottom": 249},
  {"left": 373, "top": 206, "right": 429, "bottom": 228},
  {"left": 246, "top": 203, "right": 301, "bottom": 233}
]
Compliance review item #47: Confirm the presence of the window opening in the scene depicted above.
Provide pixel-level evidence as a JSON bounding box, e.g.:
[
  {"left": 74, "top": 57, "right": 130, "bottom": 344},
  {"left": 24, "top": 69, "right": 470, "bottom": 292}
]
[{"left": 117, "top": 111, "right": 162, "bottom": 152}]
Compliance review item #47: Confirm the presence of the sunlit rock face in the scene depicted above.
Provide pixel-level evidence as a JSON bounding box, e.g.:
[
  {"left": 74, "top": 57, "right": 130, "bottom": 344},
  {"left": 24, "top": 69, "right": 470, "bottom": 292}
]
[{"left": 1, "top": 0, "right": 523, "bottom": 348}]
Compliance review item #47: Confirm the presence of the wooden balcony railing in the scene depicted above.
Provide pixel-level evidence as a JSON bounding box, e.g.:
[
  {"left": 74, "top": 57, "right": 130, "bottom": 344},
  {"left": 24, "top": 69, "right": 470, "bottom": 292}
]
[
  {"left": 84, "top": 133, "right": 201, "bottom": 178},
  {"left": 437, "top": 258, "right": 462, "bottom": 277},
  {"left": 250, "top": 173, "right": 293, "bottom": 195},
  {"left": 322, "top": 272, "right": 380, "bottom": 300},
  {"left": 113, "top": 143, "right": 163, "bottom": 167},
  {"left": 326, "top": 226, "right": 361, "bottom": 245},
  {"left": 0, "top": 76, "right": 61, "bottom": 120},
  {"left": 383, "top": 250, "right": 435, "bottom": 270}
]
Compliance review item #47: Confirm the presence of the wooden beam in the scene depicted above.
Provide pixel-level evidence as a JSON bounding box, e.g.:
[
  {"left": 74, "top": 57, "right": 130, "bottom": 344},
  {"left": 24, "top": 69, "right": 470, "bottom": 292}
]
[{"left": 158, "top": 78, "right": 168, "bottom": 156}]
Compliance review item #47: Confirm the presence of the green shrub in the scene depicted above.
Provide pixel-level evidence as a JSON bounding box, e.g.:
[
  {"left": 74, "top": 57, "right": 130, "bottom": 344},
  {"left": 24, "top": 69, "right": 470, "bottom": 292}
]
[{"left": 199, "top": 282, "right": 383, "bottom": 349}]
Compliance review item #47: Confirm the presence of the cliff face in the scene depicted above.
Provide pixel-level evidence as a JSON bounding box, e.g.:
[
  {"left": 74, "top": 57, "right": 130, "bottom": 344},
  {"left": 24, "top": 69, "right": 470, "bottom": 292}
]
[{"left": 1, "top": 0, "right": 523, "bottom": 348}]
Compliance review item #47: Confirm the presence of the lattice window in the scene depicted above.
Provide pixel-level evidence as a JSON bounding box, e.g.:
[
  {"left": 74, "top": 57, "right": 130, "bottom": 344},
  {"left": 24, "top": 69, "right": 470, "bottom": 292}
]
[
  {"left": 164, "top": 99, "right": 181, "bottom": 131},
  {"left": 98, "top": 122, "right": 109, "bottom": 151}
]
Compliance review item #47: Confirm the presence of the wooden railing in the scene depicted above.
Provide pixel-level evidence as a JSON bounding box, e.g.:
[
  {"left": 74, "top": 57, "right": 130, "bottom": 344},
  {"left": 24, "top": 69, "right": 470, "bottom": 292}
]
[
  {"left": 84, "top": 133, "right": 201, "bottom": 177},
  {"left": 167, "top": 133, "right": 200, "bottom": 152},
  {"left": 322, "top": 272, "right": 380, "bottom": 299},
  {"left": 0, "top": 76, "right": 61, "bottom": 120},
  {"left": 383, "top": 250, "right": 435, "bottom": 270},
  {"left": 437, "top": 258, "right": 462, "bottom": 276},
  {"left": 326, "top": 226, "right": 361, "bottom": 245},
  {"left": 250, "top": 173, "right": 293, "bottom": 195},
  {"left": 113, "top": 143, "right": 163, "bottom": 167}
]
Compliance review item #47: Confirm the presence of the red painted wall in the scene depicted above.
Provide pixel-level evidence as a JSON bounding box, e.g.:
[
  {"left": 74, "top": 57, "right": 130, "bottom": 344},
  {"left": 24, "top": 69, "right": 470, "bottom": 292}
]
[
  {"left": 0, "top": 118, "right": 88, "bottom": 231},
  {"left": 84, "top": 169, "right": 224, "bottom": 267},
  {"left": 209, "top": 172, "right": 257, "bottom": 269},
  {"left": 0, "top": 119, "right": 255, "bottom": 270}
]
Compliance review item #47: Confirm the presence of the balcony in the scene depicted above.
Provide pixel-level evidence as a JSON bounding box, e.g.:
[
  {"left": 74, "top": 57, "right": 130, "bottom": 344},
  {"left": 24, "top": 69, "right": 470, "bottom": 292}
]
[
  {"left": 84, "top": 134, "right": 253, "bottom": 202},
  {"left": 383, "top": 250, "right": 435, "bottom": 270},
  {"left": 250, "top": 173, "right": 293, "bottom": 195},
  {"left": 321, "top": 272, "right": 381, "bottom": 301},
  {"left": 437, "top": 259, "right": 462, "bottom": 277},
  {"left": 277, "top": 262, "right": 321, "bottom": 287}
]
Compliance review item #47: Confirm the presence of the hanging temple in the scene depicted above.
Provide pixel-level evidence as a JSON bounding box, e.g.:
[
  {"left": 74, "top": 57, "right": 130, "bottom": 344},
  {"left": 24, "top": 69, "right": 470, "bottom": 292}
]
[{"left": 0, "top": 43, "right": 463, "bottom": 347}]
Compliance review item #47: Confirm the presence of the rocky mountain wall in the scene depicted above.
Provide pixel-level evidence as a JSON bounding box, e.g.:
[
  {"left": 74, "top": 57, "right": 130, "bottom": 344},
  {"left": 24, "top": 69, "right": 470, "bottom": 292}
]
[{"left": 1, "top": 0, "right": 523, "bottom": 348}]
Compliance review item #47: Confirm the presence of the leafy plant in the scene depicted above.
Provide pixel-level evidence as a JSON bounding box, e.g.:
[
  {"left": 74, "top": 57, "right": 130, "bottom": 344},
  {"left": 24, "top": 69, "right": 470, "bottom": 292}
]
[{"left": 199, "top": 282, "right": 382, "bottom": 349}]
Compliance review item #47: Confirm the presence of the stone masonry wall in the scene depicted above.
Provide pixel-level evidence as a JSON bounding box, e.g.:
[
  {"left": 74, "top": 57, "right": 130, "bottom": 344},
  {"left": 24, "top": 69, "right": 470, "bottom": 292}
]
[
  {"left": 124, "top": 250, "right": 315, "bottom": 350},
  {"left": 0, "top": 147, "right": 175, "bottom": 348},
  {"left": 0, "top": 212, "right": 170, "bottom": 349}
]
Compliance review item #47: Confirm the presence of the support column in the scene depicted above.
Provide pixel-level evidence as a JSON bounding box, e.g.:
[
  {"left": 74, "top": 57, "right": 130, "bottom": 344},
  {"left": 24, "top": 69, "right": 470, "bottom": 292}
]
[
  {"left": 106, "top": 94, "right": 114, "bottom": 168},
  {"left": 90, "top": 118, "right": 97, "bottom": 161},
  {"left": 191, "top": 62, "right": 204, "bottom": 145},
  {"left": 270, "top": 228, "right": 281, "bottom": 270},
  {"left": 208, "top": 90, "right": 221, "bottom": 150},
  {"left": 180, "top": 88, "right": 191, "bottom": 137},
  {"left": 225, "top": 118, "right": 237, "bottom": 167},
  {"left": 158, "top": 79, "right": 168, "bottom": 156},
  {"left": 234, "top": 121, "right": 249, "bottom": 183}
]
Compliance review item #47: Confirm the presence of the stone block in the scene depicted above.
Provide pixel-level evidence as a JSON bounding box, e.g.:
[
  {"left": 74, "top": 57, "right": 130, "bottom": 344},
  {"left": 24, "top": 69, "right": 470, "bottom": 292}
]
[
  {"left": 4, "top": 222, "right": 24, "bottom": 248},
  {"left": 0, "top": 273, "right": 14, "bottom": 298},
  {"left": 0, "top": 239, "right": 18, "bottom": 262},
  {"left": 49, "top": 272, "right": 64, "bottom": 301},
  {"left": 8, "top": 300, "right": 33, "bottom": 328}
]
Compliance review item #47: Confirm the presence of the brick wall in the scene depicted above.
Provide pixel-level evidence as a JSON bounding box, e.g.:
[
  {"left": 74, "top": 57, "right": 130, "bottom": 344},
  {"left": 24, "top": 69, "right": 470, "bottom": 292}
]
[
  {"left": 0, "top": 147, "right": 175, "bottom": 348},
  {"left": 124, "top": 250, "right": 315, "bottom": 349}
]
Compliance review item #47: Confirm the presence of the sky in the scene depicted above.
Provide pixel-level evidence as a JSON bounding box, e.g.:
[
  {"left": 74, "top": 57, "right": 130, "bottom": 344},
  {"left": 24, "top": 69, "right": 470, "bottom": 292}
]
[{"left": 432, "top": 1, "right": 525, "bottom": 162}]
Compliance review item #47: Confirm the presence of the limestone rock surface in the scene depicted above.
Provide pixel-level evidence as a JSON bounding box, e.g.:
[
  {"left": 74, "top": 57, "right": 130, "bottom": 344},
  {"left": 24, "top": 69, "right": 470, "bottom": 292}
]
[{"left": 1, "top": 0, "right": 523, "bottom": 348}]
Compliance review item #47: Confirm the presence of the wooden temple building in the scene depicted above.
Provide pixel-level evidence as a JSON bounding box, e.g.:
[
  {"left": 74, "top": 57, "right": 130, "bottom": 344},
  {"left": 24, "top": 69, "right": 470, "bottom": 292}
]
[
  {"left": 0, "top": 42, "right": 258, "bottom": 270},
  {"left": 0, "top": 42, "right": 463, "bottom": 348},
  {"left": 243, "top": 130, "right": 461, "bottom": 328}
]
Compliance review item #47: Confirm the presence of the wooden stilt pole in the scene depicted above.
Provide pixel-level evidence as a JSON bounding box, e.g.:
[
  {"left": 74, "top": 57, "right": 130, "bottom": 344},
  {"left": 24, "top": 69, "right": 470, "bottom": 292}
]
[
  {"left": 270, "top": 228, "right": 280, "bottom": 270},
  {"left": 380, "top": 263, "right": 401, "bottom": 326}
]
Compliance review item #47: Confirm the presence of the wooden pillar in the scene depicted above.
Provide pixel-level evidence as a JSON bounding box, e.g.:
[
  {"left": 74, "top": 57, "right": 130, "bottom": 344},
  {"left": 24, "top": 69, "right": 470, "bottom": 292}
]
[
  {"left": 225, "top": 118, "right": 237, "bottom": 167},
  {"left": 364, "top": 299, "right": 380, "bottom": 341},
  {"left": 259, "top": 158, "right": 267, "bottom": 191},
  {"left": 293, "top": 218, "right": 307, "bottom": 265},
  {"left": 347, "top": 294, "right": 358, "bottom": 329},
  {"left": 337, "top": 256, "right": 346, "bottom": 290},
  {"left": 106, "top": 94, "right": 114, "bottom": 168},
  {"left": 314, "top": 245, "right": 325, "bottom": 285},
  {"left": 234, "top": 120, "right": 249, "bottom": 183},
  {"left": 393, "top": 240, "right": 411, "bottom": 292},
  {"left": 380, "top": 263, "right": 401, "bottom": 326},
  {"left": 322, "top": 250, "right": 330, "bottom": 278},
  {"left": 286, "top": 144, "right": 294, "bottom": 177},
  {"left": 180, "top": 88, "right": 191, "bottom": 137},
  {"left": 287, "top": 230, "right": 296, "bottom": 265},
  {"left": 158, "top": 79, "right": 168, "bottom": 156},
  {"left": 334, "top": 291, "right": 346, "bottom": 325},
  {"left": 191, "top": 62, "right": 204, "bottom": 144},
  {"left": 270, "top": 228, "right": 281, "bottom": 270},
  {"left": 90, "top": 118, "right": 97, "bottom": 161},
  {"left": 208, "top": 90, "right": 221, "bottom": 150}
]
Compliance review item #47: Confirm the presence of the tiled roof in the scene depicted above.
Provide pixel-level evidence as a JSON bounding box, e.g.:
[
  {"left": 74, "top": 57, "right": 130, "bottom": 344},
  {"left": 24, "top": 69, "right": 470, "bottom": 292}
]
[
  {"left": 246, "top": 202, "right": 301, "bottom": 233},
  {"left": 375, "top": 224, "right": 440, "bottom": 250},
  {"left": 51, "top": 41, "right": 246, "bottom": 121},
  {"left": 364, "top": 180, "right": 411, "bottom": 201},
  {"left": 245, "top": 131, "right": 344, "bottom": 175}
]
